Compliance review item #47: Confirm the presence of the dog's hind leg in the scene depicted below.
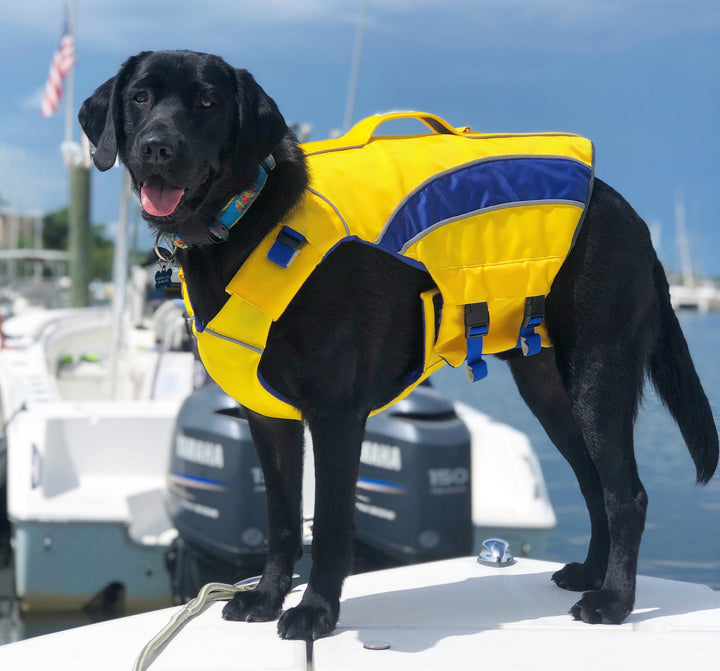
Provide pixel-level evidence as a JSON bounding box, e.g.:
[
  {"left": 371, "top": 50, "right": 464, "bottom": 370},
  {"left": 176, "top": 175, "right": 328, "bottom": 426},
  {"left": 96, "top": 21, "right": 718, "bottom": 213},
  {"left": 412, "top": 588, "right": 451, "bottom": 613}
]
[
  {"left": 222, "top": 410, "right": 305, "bottom": 623},
  {"left": 277, "top": 411, "right": 366, "bottom": 640},
  {"left": 502, "top": 348, "right": 609, "bottom": 591},
  {"left": 555, "top": 334, "right": 649, "bottom": 624}
]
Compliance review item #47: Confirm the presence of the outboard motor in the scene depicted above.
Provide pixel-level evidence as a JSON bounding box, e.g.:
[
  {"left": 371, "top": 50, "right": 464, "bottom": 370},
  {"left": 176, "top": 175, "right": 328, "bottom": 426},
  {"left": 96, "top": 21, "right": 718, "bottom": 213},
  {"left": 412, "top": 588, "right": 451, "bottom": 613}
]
[
  {"left": 354, "top": 383, "right": 472, "bottom": 568},
  {"left": 165, "top": 384, "right": 268, "bottom": 602},
  {"left": 166, "top": 381, "right": 472, "bottom": 601}
]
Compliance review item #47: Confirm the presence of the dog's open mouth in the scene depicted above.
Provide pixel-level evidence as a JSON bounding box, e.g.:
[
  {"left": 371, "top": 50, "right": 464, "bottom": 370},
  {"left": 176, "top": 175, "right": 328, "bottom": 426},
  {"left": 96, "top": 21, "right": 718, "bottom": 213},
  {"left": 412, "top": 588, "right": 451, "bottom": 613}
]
[{"left": 140, "top": 175, "right": 187, "bottom": 218}]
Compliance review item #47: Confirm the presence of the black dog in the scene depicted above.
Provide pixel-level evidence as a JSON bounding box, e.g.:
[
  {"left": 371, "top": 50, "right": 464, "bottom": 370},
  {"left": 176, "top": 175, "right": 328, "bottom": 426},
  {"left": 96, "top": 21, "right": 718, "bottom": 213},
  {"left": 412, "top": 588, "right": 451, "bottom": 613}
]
[{"left": 79, "top": 50, "right": 718, "bottom": 640}]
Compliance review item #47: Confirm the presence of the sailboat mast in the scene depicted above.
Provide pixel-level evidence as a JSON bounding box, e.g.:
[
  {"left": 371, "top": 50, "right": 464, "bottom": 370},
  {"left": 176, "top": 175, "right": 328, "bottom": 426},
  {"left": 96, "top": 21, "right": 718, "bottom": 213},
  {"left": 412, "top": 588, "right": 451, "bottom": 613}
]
[{"left": 674, "top": 194, "right": 694, "bottom": 288}]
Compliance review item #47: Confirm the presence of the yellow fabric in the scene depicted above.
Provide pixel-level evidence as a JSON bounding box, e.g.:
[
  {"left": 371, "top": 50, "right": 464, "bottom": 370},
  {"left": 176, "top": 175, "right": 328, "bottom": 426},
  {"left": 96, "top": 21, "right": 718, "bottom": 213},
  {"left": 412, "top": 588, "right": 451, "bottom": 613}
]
[
  {"left": 182, "top": 112, "right": 594, "bottom": 419},
  {"left": 407, "top": 201, "right": 584, "bottom": 364}
]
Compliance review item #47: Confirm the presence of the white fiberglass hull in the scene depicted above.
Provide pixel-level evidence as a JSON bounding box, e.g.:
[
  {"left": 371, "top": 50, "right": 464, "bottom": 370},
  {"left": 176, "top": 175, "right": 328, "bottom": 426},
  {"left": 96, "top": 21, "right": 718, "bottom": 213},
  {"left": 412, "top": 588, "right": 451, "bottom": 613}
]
[{"left": 0, "top": 556, "right": 718, "bottom": 671}]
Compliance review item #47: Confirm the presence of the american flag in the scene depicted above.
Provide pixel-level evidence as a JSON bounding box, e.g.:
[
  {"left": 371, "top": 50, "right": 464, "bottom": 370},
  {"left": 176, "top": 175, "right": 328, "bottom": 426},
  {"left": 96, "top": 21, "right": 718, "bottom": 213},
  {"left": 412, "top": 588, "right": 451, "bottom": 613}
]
[{"left": 41, "top": 21, "right": 76, "bottom": 118}]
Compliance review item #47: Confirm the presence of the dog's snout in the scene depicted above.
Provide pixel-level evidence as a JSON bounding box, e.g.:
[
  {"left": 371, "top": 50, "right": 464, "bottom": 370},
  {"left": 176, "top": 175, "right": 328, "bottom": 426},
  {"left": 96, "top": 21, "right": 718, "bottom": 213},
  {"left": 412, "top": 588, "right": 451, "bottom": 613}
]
[{"left": 139, "top": 134, "right": 177, "bottom": 163}]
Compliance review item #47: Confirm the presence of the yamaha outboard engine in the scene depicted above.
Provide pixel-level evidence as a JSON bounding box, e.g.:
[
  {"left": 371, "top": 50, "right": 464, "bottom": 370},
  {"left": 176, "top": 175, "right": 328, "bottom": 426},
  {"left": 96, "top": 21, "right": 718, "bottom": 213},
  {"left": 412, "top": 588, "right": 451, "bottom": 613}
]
[
  {"left": 166, "top": 381, "right": 472, "bottom": 601},
  {"left": 165, "top": 384, "right": 268, "bottom": 602}
]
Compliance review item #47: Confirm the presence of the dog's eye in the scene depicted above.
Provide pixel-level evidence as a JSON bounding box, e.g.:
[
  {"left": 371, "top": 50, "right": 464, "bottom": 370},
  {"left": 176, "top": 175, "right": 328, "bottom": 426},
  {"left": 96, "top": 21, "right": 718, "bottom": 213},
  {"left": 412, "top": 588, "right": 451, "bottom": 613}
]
[
  {"left": 198, "top": 97, "right": 215, "bottom": 108},
  {"left": 133, "top": 90, "right": 149, "bottom": 104}
]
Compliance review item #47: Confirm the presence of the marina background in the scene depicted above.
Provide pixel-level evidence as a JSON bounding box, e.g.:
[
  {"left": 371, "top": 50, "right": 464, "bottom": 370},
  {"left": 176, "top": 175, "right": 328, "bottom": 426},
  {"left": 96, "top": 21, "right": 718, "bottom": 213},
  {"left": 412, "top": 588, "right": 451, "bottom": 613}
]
[
  {"left": 0, "top": 0, "right": 718, "bottom": 648},
  {"left": 433, "top": 310, "right": 720, "bottom": 591},
  {"left": 1, "top": 311, "right": 718, "bottom": 644}
]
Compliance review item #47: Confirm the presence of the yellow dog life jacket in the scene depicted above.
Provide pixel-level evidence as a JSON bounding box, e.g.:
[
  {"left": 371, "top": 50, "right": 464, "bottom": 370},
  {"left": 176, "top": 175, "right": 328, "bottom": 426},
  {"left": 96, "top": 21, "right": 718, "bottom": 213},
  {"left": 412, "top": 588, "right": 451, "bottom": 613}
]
[{"left": 181, "top": 112, "right": 594, "bottom": 420}]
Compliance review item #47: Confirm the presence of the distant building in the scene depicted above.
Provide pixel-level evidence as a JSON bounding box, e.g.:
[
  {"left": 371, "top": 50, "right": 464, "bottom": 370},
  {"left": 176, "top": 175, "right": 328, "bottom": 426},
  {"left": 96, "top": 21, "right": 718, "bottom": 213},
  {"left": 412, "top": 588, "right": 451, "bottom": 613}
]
[
  {"left": 0, "top": 209, "right": 45, "bottom": 252},
  {"left": 0, "top": 210, "right": 69, "bottom": 311}
]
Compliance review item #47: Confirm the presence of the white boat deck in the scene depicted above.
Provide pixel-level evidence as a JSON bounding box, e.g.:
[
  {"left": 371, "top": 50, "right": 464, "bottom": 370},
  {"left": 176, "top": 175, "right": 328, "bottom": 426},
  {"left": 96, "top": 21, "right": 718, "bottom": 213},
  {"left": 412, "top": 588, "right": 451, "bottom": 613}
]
[{"left": 1, "top": 556, "right": 718, "bottom": 671}]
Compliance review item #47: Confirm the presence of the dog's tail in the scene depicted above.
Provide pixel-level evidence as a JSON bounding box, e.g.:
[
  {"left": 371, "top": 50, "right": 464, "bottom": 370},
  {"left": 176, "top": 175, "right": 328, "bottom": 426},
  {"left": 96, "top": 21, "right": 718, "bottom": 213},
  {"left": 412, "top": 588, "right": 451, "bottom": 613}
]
[{"left": 648, "top": 259, "right": 718, "bottom": 483}]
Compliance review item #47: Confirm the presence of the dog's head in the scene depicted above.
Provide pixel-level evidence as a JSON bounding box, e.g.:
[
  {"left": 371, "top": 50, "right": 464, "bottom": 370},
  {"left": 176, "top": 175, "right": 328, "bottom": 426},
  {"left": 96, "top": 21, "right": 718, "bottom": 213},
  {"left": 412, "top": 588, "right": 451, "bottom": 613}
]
[{"left": 79, "top": 50, "right": 288, "bottom": 243}]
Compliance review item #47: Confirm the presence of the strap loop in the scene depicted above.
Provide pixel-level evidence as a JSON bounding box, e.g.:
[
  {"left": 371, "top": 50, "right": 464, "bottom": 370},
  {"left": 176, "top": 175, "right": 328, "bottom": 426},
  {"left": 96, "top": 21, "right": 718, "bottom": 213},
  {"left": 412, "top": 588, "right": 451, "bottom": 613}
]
[
  {"left": 267, "top": 226, "right": 307, "bottom": 268},
  {"left": 464, "top": 302, "right": 490, "bottom": 382},
  {"left": 519, "top": 295, "right": 545, "bottom": 356}
]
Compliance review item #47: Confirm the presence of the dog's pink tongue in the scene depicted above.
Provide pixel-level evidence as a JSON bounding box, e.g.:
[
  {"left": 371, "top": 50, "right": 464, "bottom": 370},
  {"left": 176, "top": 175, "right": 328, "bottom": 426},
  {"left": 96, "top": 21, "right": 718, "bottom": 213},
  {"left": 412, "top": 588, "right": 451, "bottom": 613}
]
[{"left": 140, "top": 177, "right": 185, "bottom": 217}]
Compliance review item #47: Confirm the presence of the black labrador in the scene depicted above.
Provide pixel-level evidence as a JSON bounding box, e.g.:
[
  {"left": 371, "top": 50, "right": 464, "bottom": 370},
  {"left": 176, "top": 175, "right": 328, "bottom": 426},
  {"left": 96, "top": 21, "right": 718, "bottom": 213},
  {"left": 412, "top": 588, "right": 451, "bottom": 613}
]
[{"left": 79, "top": 50, "right": 718, "bottom": 640}]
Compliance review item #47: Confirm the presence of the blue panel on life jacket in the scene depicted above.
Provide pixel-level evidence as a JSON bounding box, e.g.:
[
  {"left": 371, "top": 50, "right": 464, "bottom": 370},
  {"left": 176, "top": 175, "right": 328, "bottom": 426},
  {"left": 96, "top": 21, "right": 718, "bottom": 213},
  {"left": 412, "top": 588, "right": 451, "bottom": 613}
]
[{"left": 377, "top": 157, "right": 592, "bottom": 254}]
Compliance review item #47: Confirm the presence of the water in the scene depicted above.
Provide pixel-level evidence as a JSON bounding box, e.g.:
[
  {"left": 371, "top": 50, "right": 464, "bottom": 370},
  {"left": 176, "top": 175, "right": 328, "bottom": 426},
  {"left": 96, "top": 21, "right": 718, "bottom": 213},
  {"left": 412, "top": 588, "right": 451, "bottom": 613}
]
[
  {"left": 1, "top": 312, "right": 718, "bottom": 645},
  {"left": 432, "top": 310, "right": 720, "bottom": 590}
]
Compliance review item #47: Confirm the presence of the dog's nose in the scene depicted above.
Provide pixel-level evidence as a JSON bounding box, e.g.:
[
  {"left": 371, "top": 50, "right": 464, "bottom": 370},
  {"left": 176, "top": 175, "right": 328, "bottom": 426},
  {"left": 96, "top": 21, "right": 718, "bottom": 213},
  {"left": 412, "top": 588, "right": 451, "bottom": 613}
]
[{"left": 139, "top": 134, "right": 178, "bottom": 164}]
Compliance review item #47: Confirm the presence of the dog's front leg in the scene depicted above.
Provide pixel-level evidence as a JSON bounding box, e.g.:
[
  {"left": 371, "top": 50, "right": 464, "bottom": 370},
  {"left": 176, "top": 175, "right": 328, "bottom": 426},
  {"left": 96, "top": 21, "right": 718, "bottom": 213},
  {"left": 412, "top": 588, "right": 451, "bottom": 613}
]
[
  {"left": 277, "top": 411, "right": 366, "bottom": 640},
  {"left": 223, "top": 409, "right": 304, "bottom": 623}
]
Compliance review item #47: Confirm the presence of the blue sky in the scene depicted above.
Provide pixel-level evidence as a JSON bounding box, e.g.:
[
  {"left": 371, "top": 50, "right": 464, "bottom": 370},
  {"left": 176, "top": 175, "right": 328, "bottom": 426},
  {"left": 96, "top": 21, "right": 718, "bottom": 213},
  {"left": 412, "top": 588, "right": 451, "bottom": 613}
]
[{"left": 1, "top": 0, "right": 718, "bottom": 276}]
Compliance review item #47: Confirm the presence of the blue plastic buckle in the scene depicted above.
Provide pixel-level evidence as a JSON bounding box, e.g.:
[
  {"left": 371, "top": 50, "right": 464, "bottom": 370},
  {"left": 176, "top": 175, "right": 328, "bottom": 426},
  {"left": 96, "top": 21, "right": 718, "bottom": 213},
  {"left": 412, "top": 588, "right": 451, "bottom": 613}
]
[
  {"left": 267, "top": 226, "right": 306, "bottom": 268},
  {"left": 518, "top": 296, "right": 545, "bottom": 356},
  {"left": 464, "top": 302, "right": 489, "bottom": 382}
]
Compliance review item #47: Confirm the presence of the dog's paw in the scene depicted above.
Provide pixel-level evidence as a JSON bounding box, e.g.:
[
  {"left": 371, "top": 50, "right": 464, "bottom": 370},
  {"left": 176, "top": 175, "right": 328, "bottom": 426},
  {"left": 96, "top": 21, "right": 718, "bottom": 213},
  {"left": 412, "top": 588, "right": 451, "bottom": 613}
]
[
  {"left": 222, "top": 590, "right": 284, "bottom": 623},
  {"left": 569, "top": 588, "right": 633, "bottom": 624},
  {"left": 277, "top": 598, "right": 339, "bottom": 640},
  {"left": 551, "top": 562, "right": 604, "bottom": 592}
]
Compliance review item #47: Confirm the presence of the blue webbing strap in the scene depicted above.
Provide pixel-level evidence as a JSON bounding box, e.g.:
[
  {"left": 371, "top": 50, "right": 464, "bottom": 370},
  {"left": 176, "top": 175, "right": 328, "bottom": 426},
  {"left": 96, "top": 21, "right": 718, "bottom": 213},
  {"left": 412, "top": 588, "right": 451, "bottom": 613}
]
[
  {"left": 465, "top": 302, "right": 489, "bottom": 382},
  {"left": 518, "top": 295, "right": 545, "bottom": 356},
  {"left": 267, "top": 226, "right": 307, "bottom": 268}
]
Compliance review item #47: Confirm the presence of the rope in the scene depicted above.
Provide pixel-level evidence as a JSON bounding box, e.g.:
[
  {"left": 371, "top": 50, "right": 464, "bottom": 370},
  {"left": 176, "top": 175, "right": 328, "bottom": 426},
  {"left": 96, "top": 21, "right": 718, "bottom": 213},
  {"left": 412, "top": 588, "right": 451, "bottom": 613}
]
[{"left": 132, "top": 575, "right": 262, "bottom": 671}]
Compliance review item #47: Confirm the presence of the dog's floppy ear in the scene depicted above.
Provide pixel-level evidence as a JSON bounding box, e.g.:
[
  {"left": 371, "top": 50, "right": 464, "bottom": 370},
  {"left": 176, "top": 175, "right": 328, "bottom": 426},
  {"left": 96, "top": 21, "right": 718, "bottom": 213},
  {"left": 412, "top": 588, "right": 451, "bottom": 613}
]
[
  {"left": 78, "top": 53, "right": 147, "bottom": 171},
  {"left": 233, "top": 69, "right": 288, "bottom": 171}
]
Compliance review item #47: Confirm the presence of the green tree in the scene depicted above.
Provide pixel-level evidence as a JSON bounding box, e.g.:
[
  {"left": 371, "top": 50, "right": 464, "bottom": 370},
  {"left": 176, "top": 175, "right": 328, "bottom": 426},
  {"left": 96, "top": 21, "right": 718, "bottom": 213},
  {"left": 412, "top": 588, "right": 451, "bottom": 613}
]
[
  {"left": 43, "top": 208, "right": 70, "bottom": 250},
  {"left": 42, "top": 207, "right": 117, "bottom": 281}
]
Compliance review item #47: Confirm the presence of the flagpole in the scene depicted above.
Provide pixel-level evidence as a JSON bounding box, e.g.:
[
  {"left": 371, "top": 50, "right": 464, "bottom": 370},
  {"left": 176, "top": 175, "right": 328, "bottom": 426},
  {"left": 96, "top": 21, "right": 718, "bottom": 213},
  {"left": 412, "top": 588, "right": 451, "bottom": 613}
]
[
  {"left": 64, "top": 0, "right": 77, "bottom": 144},
  {"left": 61, "top": 0, "right": 91, "bottom": 308}
]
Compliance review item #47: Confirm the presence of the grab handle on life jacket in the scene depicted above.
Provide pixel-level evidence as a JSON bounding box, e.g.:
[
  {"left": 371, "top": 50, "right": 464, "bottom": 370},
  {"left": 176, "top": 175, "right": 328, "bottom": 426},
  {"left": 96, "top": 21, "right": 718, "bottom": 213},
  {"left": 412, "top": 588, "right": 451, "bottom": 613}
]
[{"left": 344, "top": 111, "right": 466, "bottom": 146}]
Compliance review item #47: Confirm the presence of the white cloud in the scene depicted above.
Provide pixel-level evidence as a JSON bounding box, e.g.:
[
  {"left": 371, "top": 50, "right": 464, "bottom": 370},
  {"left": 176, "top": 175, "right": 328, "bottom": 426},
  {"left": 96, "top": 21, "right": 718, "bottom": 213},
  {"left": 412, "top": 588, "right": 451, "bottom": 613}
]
[{"left": 20, "top": 87, "right": 46, "bottom": 113}]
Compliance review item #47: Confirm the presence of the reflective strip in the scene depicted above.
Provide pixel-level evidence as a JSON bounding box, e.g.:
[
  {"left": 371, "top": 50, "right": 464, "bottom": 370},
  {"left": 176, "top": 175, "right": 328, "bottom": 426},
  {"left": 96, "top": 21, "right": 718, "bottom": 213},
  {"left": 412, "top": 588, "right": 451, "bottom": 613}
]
[
  {"left": 306, "top": 187, "right": 351, "bottom": 236},
  {"left": 204, "top": 327, "right": 264, "bottom": 354}
]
